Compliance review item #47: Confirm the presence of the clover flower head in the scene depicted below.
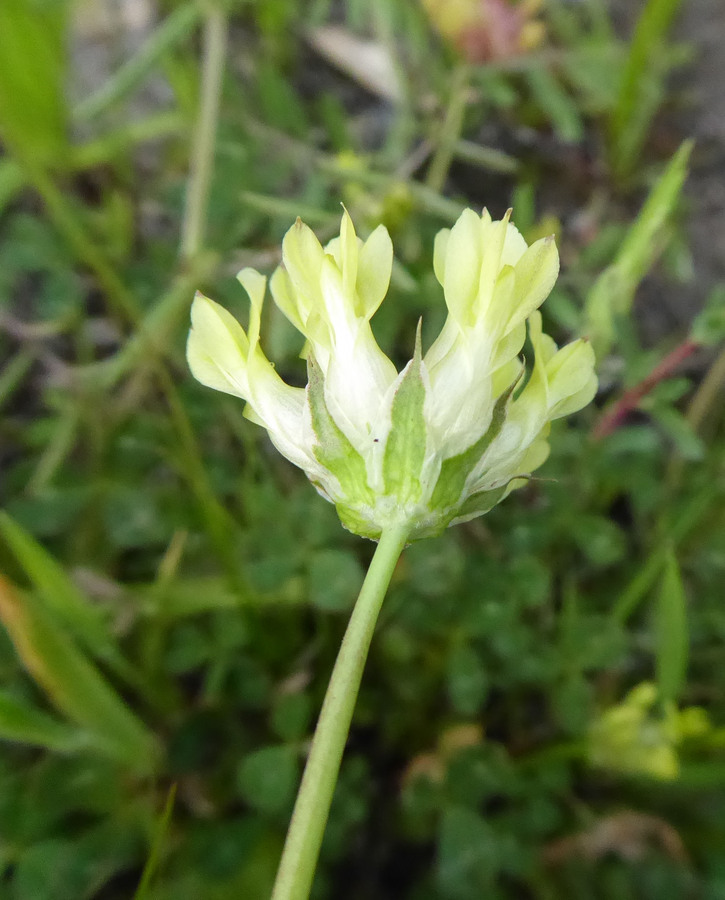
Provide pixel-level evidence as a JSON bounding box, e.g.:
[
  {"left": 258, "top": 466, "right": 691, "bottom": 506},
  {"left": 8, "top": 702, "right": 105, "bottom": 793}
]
[{"left": 187, "top": 208, "right": 597, "bottom": 540}]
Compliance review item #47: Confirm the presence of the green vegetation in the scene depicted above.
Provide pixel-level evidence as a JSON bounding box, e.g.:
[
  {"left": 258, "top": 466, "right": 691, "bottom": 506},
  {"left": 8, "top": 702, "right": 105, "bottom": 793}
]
[{"left": 1, "top": 0, "right": 724, "bottom": 898}]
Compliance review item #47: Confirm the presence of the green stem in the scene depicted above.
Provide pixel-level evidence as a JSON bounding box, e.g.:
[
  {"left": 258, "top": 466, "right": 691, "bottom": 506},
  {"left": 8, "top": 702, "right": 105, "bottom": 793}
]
[
  {"left": 426, "top": 64, "right": 470, "bottom": 194},
  {"left": 19, "top": 161, "right": 140, "bottom": 324},
  {"left": 180, "top": 4, "right": 227, "bottom": 260},
  {"left": 75, "top": 2, "right": 201, "bottom": 121},
  {"left": 271, "top": 523, "right": 410, "bottom": 900}
]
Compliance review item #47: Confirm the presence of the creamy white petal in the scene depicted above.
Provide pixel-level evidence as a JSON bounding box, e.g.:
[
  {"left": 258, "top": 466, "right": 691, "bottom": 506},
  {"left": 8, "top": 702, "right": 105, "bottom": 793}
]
[
  {"left": 244, "top": 348, "right": 313, "bottom": 471},
  {"left": 323, "top": 321, "right": 397, "bottom": 453}
]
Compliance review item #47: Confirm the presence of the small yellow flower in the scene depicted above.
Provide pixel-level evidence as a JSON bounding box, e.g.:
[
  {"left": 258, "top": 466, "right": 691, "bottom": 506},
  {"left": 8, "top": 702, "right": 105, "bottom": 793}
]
[
  {"left": 187, "top": 208, "right": 597, "bottom": 540},
  {"left": 587, "top": 682, "right": 712, "bottom": 781}
]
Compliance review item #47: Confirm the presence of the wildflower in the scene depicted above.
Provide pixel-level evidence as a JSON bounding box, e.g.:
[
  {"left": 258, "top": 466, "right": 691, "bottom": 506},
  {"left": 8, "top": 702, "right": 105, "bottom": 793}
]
[
  {"left": 421, "top": 0, "right": 545, "bottom": 63},
  {"left": 588, "top": 682, "right": 711, "bottom": 781},
  {"left": 187, "top": 208, "right": 597, "bottom": 540}
]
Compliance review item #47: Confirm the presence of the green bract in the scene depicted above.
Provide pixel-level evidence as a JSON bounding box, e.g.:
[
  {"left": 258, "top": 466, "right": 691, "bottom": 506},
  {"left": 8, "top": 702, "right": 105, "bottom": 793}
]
[{"left": 187, "top": 209, "right": 597, "bottom": 540}]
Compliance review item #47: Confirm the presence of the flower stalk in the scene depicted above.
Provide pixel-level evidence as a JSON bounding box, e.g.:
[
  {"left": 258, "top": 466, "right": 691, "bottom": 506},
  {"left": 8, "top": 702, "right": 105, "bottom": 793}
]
[{"left": 271, "top": 523, "right": 410, "bottom": 900}]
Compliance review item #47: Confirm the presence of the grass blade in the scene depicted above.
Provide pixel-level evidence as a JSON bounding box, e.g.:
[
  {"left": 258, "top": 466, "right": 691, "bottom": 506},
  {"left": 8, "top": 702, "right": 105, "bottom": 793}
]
[
  {"left": 0, "top": 511, "right": 128, "bottom": 663},
  {"left": 608, "top": 0, "right": 684, "bottom": 178},
  {"left": 655, "top": 549, "right": 689, "bottom": 704},
  {"left": 0, "top": 575, "right": 159, "bottom": 773},
  {"left": 133, "top": 785, "right": 177, "bottom": 900},
  {"left": 0, "top": 690, "right": 84, "bottom": 753},
  {"left": 75, "top": 2, "right": 201, "bottom": 121},
  {"left": 584, "top": 140, "right": 691, "bottom": 356}
]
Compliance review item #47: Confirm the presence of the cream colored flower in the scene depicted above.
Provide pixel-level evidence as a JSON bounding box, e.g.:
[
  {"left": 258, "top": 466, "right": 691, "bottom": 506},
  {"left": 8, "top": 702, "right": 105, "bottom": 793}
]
[{"left": 187, "top": 208, "right": 597, "bottom": 540}]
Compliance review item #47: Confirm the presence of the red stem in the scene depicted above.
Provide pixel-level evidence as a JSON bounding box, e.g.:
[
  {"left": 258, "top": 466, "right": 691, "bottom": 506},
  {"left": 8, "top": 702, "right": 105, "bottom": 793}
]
[{"left": 592, "top": 339, "right": 699, "bottom": 441}]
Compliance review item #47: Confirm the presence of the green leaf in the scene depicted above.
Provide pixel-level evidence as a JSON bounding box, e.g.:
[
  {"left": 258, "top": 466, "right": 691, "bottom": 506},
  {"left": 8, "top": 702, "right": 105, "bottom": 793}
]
[
  {"left": 236, "top": 745, "right": 299, "bottom": 816},
  {"left": 608, "top": 0, "right": 685, "bottom": 178},
  {"left": 0, "top": 158, "right": 25, "bottom": 217},
  {"left": 0, "top": 0, "right": 69, "bottom": 166},
  {"left": 12, "top": 824, "right": 137, "bottom": 900},
  {"left": 651, "top": 405, "right": 705, "bottom": 461},
  {"left": 0, "top": 577, "right": 159, "bottom": 773},
  {"left": 691, "top": 284, "right": 725, "bottom": 347},
  {"left": 0, "top": 690, "right": 82, "bottom": 753},
  {"left": 0, "top": 511, "right": 135, "bottom": 682},
  {"left": 0, "top": 511, "right": 107, "bottom": 647},
  {"left": 572, "top": 515, "right": 627, "bottom": 567},
  {"left": 133, "top": 785, "right": 177, "bottom": 900},
  {"left": 616, "top": 141, "right": 692, "bottom": 287},
  {"left": 447, "top": 643, "right": 488, "bottom": 716},
  {"left": 271, "top": 692, "right": 313, "bottom": 742},
  {"left": 527, "top": 67, "right": 584, "bottom": 143},
  {"left": 437, "top": 806, "right": 498, "bottom": 896},
  {"left": 655, "top": 549, "right": 688, "bottom": 704},
  {"left": 307, "top": 549, "right": 363, "bottom": 612},
  {"left": 584, "top": 141, "right": 691, "bottom": 356},
  {"left": 383, "top": 327, "right": 427, "bottom": 503},
  {"left": 0, "top": 350, "right": 33, "bottom": 410},
  {"left": 12, "top": 838, "right": 95, "bottom": 900}
]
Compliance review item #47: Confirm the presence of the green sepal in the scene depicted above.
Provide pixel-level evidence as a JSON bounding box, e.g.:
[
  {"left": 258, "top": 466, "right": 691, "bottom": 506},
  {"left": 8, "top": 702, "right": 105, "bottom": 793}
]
[
  {"left": 430, "top": 372, "right": 520, "bottom": 511},
  {"left": 453, "top": 484, "right": 510, "bottom": 522},
  {"left": 383, "top": 324, "right": 427, "bottom": 504},
  {"left": 307, "top": 356, "right": 374, "bottom": 505},
  {"left": 336, "top": 505, "right": 380, "bottom": 541}
]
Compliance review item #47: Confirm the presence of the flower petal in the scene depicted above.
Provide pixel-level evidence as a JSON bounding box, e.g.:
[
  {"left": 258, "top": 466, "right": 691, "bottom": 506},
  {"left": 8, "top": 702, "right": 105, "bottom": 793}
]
[
  {"left": 187, "top": 292, "right": 250, "bottom": 399},
  {"left": 433, "top": 227, "right": 450, "bottom": 285},
  {"left": 269, "top": 266, "right": 305, "bottom": 334},
  {"left": 357, "top": 223, "right": 393, "bottom": 318},
  {"left": 505, "top": 235, "right": 559, "bottom": 334},
  {"left": 281, "top": 217, "right": 326, "bottom": 324},
  {"left": 443, "top": 208, "right": 483, "bottom": 324},
  {"left": 237, "top": 267, "right": 267, "bottom": 347}
]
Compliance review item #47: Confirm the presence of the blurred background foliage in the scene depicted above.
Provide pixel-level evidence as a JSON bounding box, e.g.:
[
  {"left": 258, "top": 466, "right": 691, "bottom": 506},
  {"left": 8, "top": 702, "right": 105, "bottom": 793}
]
[{"left": 1, "top": 0, "right": 725, "bottom": 898}]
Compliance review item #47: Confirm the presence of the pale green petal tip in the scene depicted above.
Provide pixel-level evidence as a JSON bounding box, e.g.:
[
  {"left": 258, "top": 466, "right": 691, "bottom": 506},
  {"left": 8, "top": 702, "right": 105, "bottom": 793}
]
[
  {"left": 337, "top": 206, "right": 359, "bottom": 296},
  {"left": 282, "top": 216, "right": 325, "bottom": 289},
  {"left": 187, "top": 291, "right": 251, "bottom": 399},
  {"left": 237, "top": 267, "right": 267, "bottom": 304},
  {"left": 433, "top": 228, "right": 450, "bottom": 284},
  {"left": 237, "top": 267, "right": 267, "bottom": 346},
  {"left": 269, "top": 265, "right": 304, "bottom": 333},
  {"left": 357, "top": 224, "right": 393, "bottom": 317}
]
